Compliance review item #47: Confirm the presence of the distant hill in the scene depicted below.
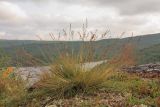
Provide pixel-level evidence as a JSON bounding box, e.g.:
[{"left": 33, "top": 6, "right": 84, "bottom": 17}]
[
  {"left": 139, "top": 43, "right": 160, "bottom": 64},
  {"left": 1, "top": 33, "right": 160, "bottom": 47},
  {"left": 0, "top": 33, "right": 160, "bottom": 66}
]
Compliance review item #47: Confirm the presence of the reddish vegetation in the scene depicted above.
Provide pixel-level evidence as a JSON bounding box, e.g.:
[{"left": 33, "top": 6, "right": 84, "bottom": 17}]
[
  {"left": 0, "top": 79, "right": 5, "bottom": 93},
  {"left": 109, "top": 43, "right": 136, "bottom": 68},
  {"left": 2, "top": 67, "right": 14, "bottom": 78},
  {"left": 157, "top": 97, "right": 160, "bottom": 107},
  {"left": 138, "top": 85, "right": 151, "bottom": 97}
]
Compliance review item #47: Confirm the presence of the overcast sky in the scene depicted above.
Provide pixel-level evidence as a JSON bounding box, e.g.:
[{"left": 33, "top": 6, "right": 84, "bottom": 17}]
[{"left": 0, "top": 0, "right": 160, "bottom": 40}]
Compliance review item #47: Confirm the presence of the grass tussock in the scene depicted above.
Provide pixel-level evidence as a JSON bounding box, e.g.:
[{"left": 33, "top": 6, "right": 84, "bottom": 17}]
[
  {"left": 0, "top": 76, "right": 27, "bottom": 107},
  {"left": 35, "top": 55, "right": 113, "bottom": 98}
]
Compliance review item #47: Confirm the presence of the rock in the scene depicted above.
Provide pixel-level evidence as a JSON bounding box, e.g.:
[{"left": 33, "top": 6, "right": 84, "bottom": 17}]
[
  {"left": 122, "top": 63, "right": 160, "bottom": 78},
  {"left": 133, "top": 104, "right": 148, "bottom": 107},
  {"left": 45, "top": 105, "right": 57, "bottom": 107},
  {"left": 124, "top": 93, "right": 132, "bottom": 98}
]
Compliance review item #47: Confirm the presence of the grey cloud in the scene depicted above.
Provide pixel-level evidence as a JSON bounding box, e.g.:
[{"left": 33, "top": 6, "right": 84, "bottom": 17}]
[
  {"left": 41, "top": 0, "right": 160, "bottom": 15},
  {"left": 0, "top": 0, "right": 160, "bottom": 40},
  {"left": 6, "top": 0, "right": 160, "bottom": 15},
  {"left": 0, "top": 1, "right": 28, "bottom": 27}
]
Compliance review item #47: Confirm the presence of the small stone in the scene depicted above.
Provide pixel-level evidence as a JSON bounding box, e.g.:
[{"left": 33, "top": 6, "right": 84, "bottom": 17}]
[
  {"left": 133, "top": 104, "right": 148, "bottom": 107},
  {"left": 140, "top": 104, "right": 148, "bottom": 107},
  {"left": 45, "top": 105, "right": 57, "bottom": 107},
  {"left": 124, "top": 93, "right": 132, "bottom": 98}
]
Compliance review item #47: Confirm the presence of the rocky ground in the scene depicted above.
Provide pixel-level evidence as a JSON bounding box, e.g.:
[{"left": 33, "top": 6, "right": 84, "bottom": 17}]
[
  {"left": 44, "top": 92, "right": 126, "bottom": 107},
  {"left": 43, "top": 92, "right": 151, "bottom": 107},
  {"left": 122, "top": 63, "right": 160, "bottom": 78}
]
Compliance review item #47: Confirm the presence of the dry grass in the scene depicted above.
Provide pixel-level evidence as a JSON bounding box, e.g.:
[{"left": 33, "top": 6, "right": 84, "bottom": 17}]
[
  {"left": 157, "top": 97, "right": 160, "bottom": 107},
  {"left": 35, "top": 55, "right": 112, "bottom": 98},
  {"left": 0, "top": 76, "right": 27, "bottom": 107},
  {"left": 0, "top": 79, "right": 5, "bottom": 94},
  {"left": 108, "top": 43, "right": 136, "bottom": 69}
]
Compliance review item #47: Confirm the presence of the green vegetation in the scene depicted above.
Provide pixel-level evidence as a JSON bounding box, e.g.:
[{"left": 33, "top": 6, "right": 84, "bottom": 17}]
[
  {"left": 0, "top": 49, "right": 11, "bottom": 68},
  {"left": 0, "top": 33, "right": 160, "bottom": 66},
  {"left": 139, "top": 44, "right": 160, "bottom": 64}
]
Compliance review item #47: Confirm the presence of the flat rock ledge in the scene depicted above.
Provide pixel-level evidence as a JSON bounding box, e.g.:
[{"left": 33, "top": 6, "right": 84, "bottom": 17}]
[{"left": 122, "top": 63, "right": 160, "bottom": 78}]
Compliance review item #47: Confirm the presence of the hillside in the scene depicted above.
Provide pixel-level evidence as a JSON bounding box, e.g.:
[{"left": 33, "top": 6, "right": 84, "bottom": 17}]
[
  {"left": 0, "top": 33, "right": 160, "bottom": 66},
  {"left": 1, "top": 33, "right": 160, "bottom": 47},
  {"left": 139, "top": 44, "right": 160, "bottom": 64}
]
